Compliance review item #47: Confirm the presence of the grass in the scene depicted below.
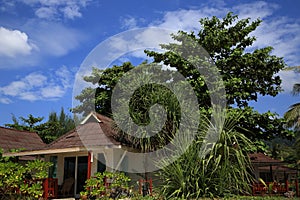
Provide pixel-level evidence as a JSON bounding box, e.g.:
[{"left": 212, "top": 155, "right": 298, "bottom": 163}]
[
  {"left": 129, "top": 195, "right": 300, "bottom": 200},
  {"left": 222, "top": 197, "right": 300, "bottom": 200}
]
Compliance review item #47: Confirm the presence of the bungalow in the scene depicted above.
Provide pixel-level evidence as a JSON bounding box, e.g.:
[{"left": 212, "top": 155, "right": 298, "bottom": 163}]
[
  {"left": 249, "top": 152, "right": 298, "bottom": 182},
  {"left": 2, "top": 112, "right": 144, "bottom": 198},
  {"left": 249, "top": 152, "right": 299, "bottom": 196}
]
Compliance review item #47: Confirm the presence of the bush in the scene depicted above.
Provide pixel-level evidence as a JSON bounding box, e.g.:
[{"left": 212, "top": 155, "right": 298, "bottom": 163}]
[
  {"left": 0, "top": 149, "right": 52, "bottom": 199},
  {"left": 80, "top": 171, "right": 131, "bottom": 199},
  {"left": 156, "top": 112, "right": 254, "bottom": 199}
]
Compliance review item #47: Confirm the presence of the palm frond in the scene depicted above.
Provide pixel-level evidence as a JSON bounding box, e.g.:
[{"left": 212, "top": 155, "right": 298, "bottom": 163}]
[{"left": 284, "top": 102, "right": 300, "bottom": 128}]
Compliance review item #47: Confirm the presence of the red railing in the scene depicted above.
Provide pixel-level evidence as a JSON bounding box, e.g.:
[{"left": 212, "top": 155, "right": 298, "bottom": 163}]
[
  {"left": 42, "top": 178, "right": 58, "bottom": 199},
  {"left": 139, "top": 178, "right": 153, "bottom": 196},
  {"left": 252, "top": 180, "right": 299, "bottom": 197}
]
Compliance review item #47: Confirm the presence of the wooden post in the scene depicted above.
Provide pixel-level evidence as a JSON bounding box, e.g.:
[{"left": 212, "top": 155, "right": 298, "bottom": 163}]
[
  {"left": 149, "top": 178, "right": 153, "bottom": 195},
  {"left": 87, "top": 151, "right": 92, "bottom": 179},
  {"left": 139, "top": 179, "right": 142, "bottom": 194},
  {"left": 43, "top": 178, "right": 49, "bottom": 199},
  {"left": 270, "top": 164, "right": 273, "bottom": 181},
  {"left": 285, "top": 180, "right": 289, "bottom": 192}
]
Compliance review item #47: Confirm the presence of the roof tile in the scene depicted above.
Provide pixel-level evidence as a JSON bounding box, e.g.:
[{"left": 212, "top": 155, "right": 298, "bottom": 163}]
[{"left": 0, "top": 127, "right": 46, "bottom": 153}]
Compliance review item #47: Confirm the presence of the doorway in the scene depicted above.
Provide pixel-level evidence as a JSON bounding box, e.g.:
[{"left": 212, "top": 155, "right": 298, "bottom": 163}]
[
  {"left": 76, "top": 156, "right": 88, "bottom": 193},
  {"left": 63, "top": 157, "right": 76, "bottom": 196},
  {"left": 63, "top": 156, "right": 88, "bottom": 196}
]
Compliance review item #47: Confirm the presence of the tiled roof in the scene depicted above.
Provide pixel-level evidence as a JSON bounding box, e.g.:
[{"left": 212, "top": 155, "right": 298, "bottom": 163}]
[
  {"left": 0, "top": 127, "right": 46, "bottom": 153},
  {"left": 258, "top": 165, "right": 297, "bottom": 173},
  {"left": 45, "top": 113, "right": 120, "bottom": 150},
  {"left": 249, "top": 152, "right": 283, "bottom": 164}
]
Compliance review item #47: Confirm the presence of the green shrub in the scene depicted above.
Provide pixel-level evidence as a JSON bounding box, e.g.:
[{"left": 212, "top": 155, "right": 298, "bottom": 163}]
[
  {"left": 81, "top": 171, "right": 131, "bottom": 199},
  {"left": 156, "top": 112, "right": 254, "bottom": 199},
  {"left": 0, "top": 149, "right": 52, "bottom": 199}
]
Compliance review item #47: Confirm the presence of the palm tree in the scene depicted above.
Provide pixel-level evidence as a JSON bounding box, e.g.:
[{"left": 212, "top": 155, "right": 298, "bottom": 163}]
[
  {"left": 284, "top": 83, "right": 300, "bottom": 129},
  {"left": 283, "top": 66, "right": 300, "bottom": 167},
  {"left": 284, "top": 66, "right": 300, "bottom": 129}
]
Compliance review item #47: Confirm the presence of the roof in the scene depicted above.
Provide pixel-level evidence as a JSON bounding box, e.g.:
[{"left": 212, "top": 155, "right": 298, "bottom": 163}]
[
  {"left": 258, "top": 165, "right": 297, "bottom": 173},
  {"left": 0, "top": 126, "right": 46, "bottom": 153},
  {"left": 249, "top": 152, "right": 283, "bottom": 165},
  {"left": 47, "top": 118, "right": 120, "bottom": 150},
  {"left": 3, "top": 112, "right": 121, "bottom": 157}
]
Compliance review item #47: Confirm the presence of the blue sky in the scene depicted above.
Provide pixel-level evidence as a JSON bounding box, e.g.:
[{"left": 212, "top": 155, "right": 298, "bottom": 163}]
[{"left": 0, "top": 0, "right": 300, "bottom": 126}]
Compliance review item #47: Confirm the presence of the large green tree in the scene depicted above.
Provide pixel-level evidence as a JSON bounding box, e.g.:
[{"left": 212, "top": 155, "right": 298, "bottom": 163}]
[
  {"left": 73, "top": 12, "right": 292, "bottom": 150},
  {"left": 73, "top": 62, "right": 134, "bottom": 116},
  {"left": 145, "top": 12, "right": 292, "bottom": 146},
  {"left": 147, "top": 12, "right": 283, "bottom": 107}
]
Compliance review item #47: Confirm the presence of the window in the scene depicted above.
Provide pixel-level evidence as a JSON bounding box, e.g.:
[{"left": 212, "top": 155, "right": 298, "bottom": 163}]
[
  {"left": 49, "top": 156, "right": 57, "bottom": 178},
  {"left": 259, "top": 172, "right": 272, "bottom": 182}
]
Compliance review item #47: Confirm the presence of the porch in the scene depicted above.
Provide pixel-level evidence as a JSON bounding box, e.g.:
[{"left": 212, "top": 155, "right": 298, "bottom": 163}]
[{"left": 249, "top": 153, "right": 299, "bottom": 197}]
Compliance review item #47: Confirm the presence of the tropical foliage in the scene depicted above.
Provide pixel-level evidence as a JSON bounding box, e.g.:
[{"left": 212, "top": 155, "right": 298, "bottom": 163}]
[
  {"left": 283, "top": 66, "right": 300, "bottom": 167},
  {"left": 284, "top": 66, "right": 300, "bottom": 130},
  {"left": 80, "top": 171, "right": 131, "bottom": 199},
  {"left": 0, "top": 149, "right": 52, "bottom": 199},
  {"left": 73, "top": 62, "right": 135, "bottom": 116},
  {"left": 157, "top": 111, "right": 254, "bottom": 199},
  {"left": 5, "top": 107, "right": 75, "bottom": 143}
]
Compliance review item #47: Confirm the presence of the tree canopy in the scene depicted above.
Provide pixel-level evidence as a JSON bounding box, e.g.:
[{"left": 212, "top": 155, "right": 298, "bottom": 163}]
[
  {"left": 146, "top": 12, "right": 283, "bottom": 108},
  {"left": 5, "top": 108, "right": 75, "bottom": 144},
  {"left": 73, "top": 62, "right": 134, "bottom": 116},
  {"left": 73, "top": 12, "right": 292, "bottom": 151}
]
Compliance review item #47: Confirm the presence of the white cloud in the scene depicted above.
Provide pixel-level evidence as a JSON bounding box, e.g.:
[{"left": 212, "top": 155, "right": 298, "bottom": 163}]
[
  {"left": 55, "top": 65, "right": 72, "bottom": 88},
  {"left": 0, "top": 97, "right": 12, "bottom": 104},
  {"left": 24, "top": 20, "right": 82, "bottom": 56},
  {"left": 21, "top": 0, "right": 89, "bottom": 20},
  {"left": 1, "top": 81, "right": 29, "bottom": 96},
  {"left": 0, "top": 66, "right": 74, "bottom": 103},
  {"left": 0, "top": 19, "right": 84, "bottom": 69},
  {"left": 232, "top": 1, "right": 300, "bottom": 66},
  {"left": 278, "top": 69, "right": 300, "bottom": 93},
  {"left": 150, "top": 1, "right": 300, "bottom": 66},
  {"left": 152, "top": 8, "right": 225, "bottom": 32},
  {"left": 120, "top": 16, "right": 142, "bottom": 30},
  {"left": 0, "top": 1, "right": 15, "bottom": 12},
  {"left": 98, "top": 28, "right": 175, "bottom": 62},
  {"left": 61, "top": 4, "right": 82, "bottom": 19},
  {"left": 19, "top": 91, "right": 40, "bottom": 101},
  {"left": 0, "top": 27, "right": 35, "bottom": 57},
  {"left": 41, "top": 85, "right": 65, "bottom": 98},
  {"left": 232, "top": 1, "right": 278, "bottom": 20},
  {"left": 24, "top": 73, "right": 48, "bottom": 87},
  {"left": 35, "top": 6, "right": 57, "bottom": 19},
  {"left": 251, "top": 17, "right": 300, "bottom": 66}
]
